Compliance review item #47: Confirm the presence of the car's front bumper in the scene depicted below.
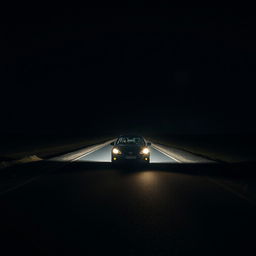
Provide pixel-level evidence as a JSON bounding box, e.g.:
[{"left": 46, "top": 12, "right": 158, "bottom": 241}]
[{"left": 111, "top": 154, "right": 150, "bottom": 163}]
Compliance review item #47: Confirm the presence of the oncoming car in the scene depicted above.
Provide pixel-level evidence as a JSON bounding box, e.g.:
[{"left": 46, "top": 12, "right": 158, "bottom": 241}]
[{"left": 111, "top": 135, "right": 151, "bottom": 164}]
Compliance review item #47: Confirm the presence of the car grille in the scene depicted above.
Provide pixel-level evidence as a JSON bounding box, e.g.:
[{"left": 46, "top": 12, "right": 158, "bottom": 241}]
[{"left": 124, "top": 151, "right": 139, "bottom": 156}]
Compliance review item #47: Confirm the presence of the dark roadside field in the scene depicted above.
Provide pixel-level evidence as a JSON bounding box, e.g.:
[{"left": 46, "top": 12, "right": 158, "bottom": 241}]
[
  {"left": 0, "top": 132, "right": 113, "bottom": 163},
  {"left": 148, "top": 133, "right": 256, "bottom": 163}
]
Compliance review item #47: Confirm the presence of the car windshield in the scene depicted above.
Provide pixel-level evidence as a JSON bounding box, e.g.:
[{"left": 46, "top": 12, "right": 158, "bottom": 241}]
[{"left": 116, "top": 136, "right": 145, "bottom": 145}]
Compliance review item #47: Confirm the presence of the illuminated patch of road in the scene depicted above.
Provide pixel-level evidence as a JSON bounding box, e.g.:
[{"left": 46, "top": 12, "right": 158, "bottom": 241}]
[{"left": 79, "top": 144, "right": 176, "bottom": 163}]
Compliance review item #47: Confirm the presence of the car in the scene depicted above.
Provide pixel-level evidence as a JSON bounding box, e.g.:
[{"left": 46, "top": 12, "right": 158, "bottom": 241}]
[{"left": 110, "top": 135, "right": 151, "bottom": 164}]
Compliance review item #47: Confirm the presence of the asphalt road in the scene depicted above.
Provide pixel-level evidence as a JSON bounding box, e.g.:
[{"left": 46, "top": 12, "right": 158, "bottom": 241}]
[{"left": 0, "top": 143, "right": 255, "bottom": 256}]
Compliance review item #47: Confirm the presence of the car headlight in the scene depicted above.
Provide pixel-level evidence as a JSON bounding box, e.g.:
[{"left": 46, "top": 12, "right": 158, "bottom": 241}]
[
  {"left": 112, "top": 148, "right": 121, "bottom": 154},
  {"left": 141, "top": 147, "right": 150, "bottom": 154}
]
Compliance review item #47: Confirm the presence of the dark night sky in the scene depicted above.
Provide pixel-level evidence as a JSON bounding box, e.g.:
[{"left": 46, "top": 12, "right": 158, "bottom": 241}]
[{"left": 1, "top": 7, "right": 256, "bottom": 135}]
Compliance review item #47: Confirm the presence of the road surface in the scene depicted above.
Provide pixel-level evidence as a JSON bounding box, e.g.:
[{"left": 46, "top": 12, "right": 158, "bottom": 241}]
[
  {"left": 79, "top": 144, "right": 176, "bottom": 163},
  {"left": 0, "top": 142, "right": 255, "bottom": 256}
]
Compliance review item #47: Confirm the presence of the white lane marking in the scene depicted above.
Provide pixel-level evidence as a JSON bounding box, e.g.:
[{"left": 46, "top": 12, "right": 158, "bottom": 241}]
[
  {"left": 72, "top": 144, "right": 110, "bottom": 161},
  {"left": 0, "top": 176, "right": 40, "bottom": 196},
  {"left": 207, "top": 178, "right": 255, "bottom": 205},
  {"left": 52, "top": 139, "right": 115, "bottom": 162},
  {"left": 151, "top": 145, "right": 181, "bottom": 163}
]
